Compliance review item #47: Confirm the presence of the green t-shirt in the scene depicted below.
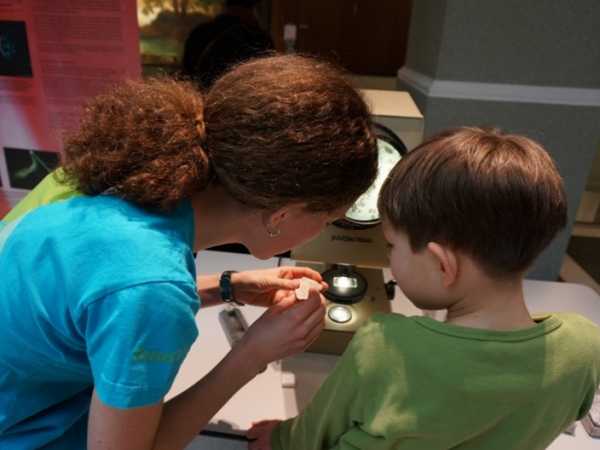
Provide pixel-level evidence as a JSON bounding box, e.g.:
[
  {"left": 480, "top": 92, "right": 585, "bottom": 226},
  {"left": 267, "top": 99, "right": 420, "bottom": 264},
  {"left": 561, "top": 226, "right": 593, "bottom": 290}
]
[{"left": 273, "top": 312, "right": 600, "bottom": 450}]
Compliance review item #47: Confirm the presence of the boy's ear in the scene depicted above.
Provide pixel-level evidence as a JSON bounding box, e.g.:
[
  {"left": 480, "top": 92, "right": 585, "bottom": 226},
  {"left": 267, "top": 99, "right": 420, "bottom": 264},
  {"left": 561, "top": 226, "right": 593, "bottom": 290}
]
[{"left": 426, "top": 242, "right": 458, "bottom": 288}]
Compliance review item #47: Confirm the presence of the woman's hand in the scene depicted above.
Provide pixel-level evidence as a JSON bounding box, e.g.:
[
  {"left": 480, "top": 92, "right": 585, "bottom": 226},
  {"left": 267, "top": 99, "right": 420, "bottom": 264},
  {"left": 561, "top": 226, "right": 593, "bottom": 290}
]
[
  {"left": 247, "top": 420, "right": 282, "bottom": 450},
  {"left": 233, "top": 266, "right": 327, "bottom": 307},
  {"left": 236, "top": 288, "right": 326, "bottom": 371}
]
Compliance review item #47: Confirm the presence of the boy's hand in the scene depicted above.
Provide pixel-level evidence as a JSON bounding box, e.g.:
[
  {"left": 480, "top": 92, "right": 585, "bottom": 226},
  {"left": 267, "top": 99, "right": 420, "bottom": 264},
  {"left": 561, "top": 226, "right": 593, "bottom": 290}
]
[{"left": 247, "top": 420, "right": 281, "bottom": 450}]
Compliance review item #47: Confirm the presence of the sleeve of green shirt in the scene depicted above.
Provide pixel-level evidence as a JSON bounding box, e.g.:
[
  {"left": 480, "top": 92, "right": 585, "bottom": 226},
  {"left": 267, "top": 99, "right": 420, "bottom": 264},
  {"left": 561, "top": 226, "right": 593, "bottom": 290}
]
[{"left": 271, "top": 320, "right": 389, "bottom": 450}]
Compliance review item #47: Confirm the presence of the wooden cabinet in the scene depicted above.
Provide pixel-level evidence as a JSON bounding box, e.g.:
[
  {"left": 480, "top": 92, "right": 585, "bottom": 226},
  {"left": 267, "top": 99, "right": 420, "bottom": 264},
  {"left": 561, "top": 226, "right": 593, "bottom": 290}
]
[{"left": 270, "top": 0, "right": 412, "bottom": 76}]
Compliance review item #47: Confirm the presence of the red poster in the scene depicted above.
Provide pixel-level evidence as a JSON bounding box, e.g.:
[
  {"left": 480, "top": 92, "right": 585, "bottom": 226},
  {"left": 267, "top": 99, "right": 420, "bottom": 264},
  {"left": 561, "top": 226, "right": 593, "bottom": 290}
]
[
  {"left": 0, "top": 0, "right": 140, "bottom": 214},
  {"left": 0, "top": 191, "right": 9, "bottom": 218}
]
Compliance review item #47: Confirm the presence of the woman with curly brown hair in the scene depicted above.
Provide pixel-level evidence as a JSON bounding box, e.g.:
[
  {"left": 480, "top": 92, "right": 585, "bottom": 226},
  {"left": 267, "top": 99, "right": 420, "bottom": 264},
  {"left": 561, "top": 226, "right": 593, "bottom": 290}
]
[{"left": 0, "top": 55, "right": 378, "bottom": 450}]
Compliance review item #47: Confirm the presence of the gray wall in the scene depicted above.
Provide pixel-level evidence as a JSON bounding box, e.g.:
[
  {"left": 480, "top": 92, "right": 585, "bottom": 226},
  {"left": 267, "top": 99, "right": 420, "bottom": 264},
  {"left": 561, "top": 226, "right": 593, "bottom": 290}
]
[
  {"left": 399, "top": 0, "right": 600, "bottom": 280},
  {"left": 404, "top": 0, "right": 447, "bottom": 78},
  {"left": 405, "top": 1, "right": 600, "bottom": 87}
]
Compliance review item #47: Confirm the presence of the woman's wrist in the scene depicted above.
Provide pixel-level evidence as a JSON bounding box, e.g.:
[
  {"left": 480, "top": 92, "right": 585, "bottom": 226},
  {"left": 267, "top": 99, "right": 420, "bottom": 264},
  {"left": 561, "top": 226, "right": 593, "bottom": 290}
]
[
  {"left": 230, "top": 271, "right": 258, "bottom": 306},
  {"left": 219, "top": 270, "right": 245, "bottom": 306},
  {"left": 196, "top": 273, "right": 224, "bottom": 307},
  {"left": 229, "top": 336, "right": 266, "bottom": 377},
  {"left": 230, "top": 271, "right": 244, "bottom": 299},
  {"left": 197, "top": 272, "right": 250, "bottom": 307}
]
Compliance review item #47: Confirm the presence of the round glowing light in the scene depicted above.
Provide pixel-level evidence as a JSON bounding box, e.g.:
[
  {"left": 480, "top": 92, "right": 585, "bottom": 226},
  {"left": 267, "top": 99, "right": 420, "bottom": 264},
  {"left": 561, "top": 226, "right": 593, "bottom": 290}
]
[
  {"left": 333, "top": 275, "right": 358, "bottom": 289},
  {"left": 328, "top": 305, "right": 352, "bottom": 324}
]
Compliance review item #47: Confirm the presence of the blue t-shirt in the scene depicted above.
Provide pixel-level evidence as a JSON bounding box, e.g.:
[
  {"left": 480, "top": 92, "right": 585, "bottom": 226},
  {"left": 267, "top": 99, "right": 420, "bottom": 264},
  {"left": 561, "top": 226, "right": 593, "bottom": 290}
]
[{"left": 0, "top": 195, "right": 200, "bottom": 449}]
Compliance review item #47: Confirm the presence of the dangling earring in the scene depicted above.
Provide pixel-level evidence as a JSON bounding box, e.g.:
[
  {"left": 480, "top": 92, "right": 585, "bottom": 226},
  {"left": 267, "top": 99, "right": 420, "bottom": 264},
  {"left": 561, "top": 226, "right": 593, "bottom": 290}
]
[{"left": 267, "top": 226, "right": 281, "bottom": 238}]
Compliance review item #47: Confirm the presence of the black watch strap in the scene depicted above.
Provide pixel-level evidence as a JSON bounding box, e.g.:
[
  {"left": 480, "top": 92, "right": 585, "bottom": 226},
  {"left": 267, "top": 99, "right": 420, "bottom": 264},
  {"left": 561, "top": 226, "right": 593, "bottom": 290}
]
[{"left": 219, "top": 270, "right": 244, "bottom": 306}]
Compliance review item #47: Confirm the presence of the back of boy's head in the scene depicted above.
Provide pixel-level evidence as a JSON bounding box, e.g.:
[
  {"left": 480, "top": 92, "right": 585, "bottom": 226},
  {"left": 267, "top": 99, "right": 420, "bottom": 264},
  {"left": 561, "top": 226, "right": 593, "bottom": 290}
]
[{"left": 378, "top": 127, "right": 567, "bottom": 278}]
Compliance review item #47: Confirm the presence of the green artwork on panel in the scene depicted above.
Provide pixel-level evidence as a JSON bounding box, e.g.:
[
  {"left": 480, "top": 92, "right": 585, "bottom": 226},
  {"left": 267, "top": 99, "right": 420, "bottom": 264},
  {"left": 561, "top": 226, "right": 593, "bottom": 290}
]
[{"left": 14, "top": 151, "right": 52, "bottom": 180}]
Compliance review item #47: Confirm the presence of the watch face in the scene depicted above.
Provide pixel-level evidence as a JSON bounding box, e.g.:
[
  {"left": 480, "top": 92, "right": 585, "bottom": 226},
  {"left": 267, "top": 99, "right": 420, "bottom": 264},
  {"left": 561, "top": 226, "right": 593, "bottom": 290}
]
[{"left": 345, "top": 138, "right": 402, "bottom": 223}]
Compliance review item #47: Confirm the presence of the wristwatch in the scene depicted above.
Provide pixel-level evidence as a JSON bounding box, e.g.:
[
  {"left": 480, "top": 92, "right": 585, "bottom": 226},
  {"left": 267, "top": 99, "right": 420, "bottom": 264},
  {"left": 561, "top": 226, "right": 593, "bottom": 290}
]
[{"left": 219, "top": 270, "right": 244, "bottom": 306}]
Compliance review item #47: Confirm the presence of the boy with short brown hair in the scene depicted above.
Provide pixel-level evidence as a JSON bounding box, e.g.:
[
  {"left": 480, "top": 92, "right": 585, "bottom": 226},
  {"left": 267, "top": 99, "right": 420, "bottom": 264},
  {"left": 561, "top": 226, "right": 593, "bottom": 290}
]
[{"left": 248, "top": 127, "right": 600, "bottom": 450}]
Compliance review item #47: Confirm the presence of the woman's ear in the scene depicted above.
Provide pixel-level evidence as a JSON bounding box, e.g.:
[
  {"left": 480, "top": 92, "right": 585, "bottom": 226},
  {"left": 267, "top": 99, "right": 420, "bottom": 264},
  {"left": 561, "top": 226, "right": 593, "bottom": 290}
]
[
  {"left": 426, "top": 242, "right": 458, "bottom": 288},
  {"left": 262, "top": 206, "right": 291, "bottom": 229},
  {"left": 262, "top": 206, "right": 299, "bottom": 238},
  {"left": 263, "top": 203, "right": 310, "bottom": 229}
]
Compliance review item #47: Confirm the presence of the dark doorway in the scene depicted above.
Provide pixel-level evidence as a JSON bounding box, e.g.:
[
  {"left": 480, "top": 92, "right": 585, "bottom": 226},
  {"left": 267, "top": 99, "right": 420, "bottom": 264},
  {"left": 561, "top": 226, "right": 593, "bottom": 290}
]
[{"left": 270, "top": 0, "right": 412, "bottom": 76}]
